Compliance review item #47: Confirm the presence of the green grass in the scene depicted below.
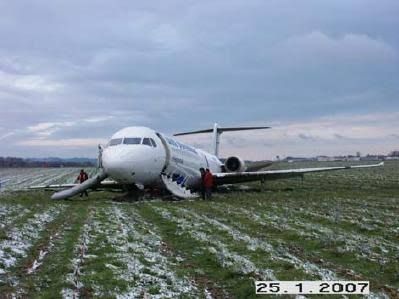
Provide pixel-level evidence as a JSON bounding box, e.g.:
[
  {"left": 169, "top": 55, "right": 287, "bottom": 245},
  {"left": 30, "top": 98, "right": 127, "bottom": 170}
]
[{"left": 0, "top": 161, "right": 398, "bottom": 298}]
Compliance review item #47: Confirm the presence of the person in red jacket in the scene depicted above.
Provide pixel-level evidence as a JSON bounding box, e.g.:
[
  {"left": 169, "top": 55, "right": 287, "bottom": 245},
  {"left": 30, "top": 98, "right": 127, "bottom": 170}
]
[
  {"left": 76, "top": 169, "right": 89, "bottom": 197},
  {"left": 203, "top": 168, "right": 214, "bottom": 200}
]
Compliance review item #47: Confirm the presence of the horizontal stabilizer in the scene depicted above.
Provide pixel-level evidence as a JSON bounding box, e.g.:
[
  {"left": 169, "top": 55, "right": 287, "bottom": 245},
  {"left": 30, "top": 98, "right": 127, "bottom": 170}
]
[
  {"left": 174, "top": 126, "right": 271, "bottom": 136},
  {"left": 51, "top": 171, "right": 108, "bottom": 200},
  {"left": 174, "top": 123, "right": 271, "bottom": 157}
]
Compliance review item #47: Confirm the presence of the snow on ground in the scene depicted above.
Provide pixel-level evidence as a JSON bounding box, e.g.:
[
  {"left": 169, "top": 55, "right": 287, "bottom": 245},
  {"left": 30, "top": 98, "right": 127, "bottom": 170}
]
[
  {"left": 0, "top": 205, "right": 64, "bottom": 283},
  {"left": 63, "top": 208, "right": 95, "bottom": 299},
  {"left": 0, "top": 168, "right": 97, "bottom": 191},
  {"left": 176, "top": 206, "right": 337, "bottom": 280},
  {"left": 63, "top": 204, "right": 197, "bottom": 298},
  {"left": 0, "top": 203, "right": 30, "bottom": 229},
  {"left": 231, "top": 201, "right": 399, "bottom": 265},
  {"left": 154, "top": 206, "right": 276, "bottom": 280},
  {"left": 112, "top": 204, "right": 197, "bottom": 298}
]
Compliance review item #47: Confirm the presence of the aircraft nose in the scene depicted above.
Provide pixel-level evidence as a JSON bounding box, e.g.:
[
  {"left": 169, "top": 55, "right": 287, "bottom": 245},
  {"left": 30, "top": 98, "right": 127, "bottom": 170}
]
[
  {"left": 102, "top": 149, "right": 134, "bottom": 180},
  {"left": 101, "top": 144, "right": 163, "bottom": 185}
]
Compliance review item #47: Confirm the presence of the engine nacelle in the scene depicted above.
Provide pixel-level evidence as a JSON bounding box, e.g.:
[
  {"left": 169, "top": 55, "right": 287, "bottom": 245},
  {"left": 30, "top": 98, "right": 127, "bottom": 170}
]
[{"left": 224, "top": 156, "right": 247, "bottom": 172}]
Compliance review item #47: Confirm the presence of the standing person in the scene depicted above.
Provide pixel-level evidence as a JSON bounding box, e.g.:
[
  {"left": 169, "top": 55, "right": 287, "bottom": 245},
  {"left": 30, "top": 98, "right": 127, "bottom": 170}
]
[
  {"left": 199, "top": 168, "right": 206, "bottom": 200},
  {"left": 204, "top": 168, "right": 214, "bottom": 200},
  {"left": 76, "top": 169, "right": 89, "bottom": 197}
]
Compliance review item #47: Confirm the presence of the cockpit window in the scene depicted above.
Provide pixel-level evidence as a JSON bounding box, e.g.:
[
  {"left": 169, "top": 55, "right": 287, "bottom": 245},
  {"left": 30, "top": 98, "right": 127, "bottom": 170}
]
[
  {"left": 149, "top": 138, "right": 157, "bottom": 147},
  {"left": 142, "top": 138, "right": 152, "bottom": 146},
  {"left": 109, "top": 138, "right": 123, "bottom": 146},
  {"left": 123, "top": 137, "right": 141, "bottom": 145}
]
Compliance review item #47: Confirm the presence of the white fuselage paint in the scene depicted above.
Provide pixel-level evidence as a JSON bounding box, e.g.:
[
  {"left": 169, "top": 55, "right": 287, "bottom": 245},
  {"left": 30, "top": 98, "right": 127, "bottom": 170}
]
[{"left": 101, "top": 127, "right": 222, "bottom": 189}]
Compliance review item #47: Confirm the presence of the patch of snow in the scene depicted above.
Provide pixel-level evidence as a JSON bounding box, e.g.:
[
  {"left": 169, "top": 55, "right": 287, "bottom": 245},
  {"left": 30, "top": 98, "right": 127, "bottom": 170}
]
[
  {"left": 204, "top": 288, "right": 213, "bottom": 299},
  {"left": 177, "top": 207, "right": 336, "bottom": 280},
  {"left": 155, "top": 206, "right": 276, "bottom": 280},
  {"left": 0, "top": 206, "right": 63, "bottom": 274}
]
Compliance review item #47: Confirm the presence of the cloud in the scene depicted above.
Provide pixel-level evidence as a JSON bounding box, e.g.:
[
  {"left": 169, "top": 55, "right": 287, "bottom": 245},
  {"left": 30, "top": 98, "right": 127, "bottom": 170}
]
[
  {"left": 0, "top": 71, "right": 63, "bottom": 93},
  {"left": 275, "top": 31, "right": 397, "bottom": 66},
  {"left": 0, "top": 1, "right": 398, "bottom": 157},
  {"left": 84, "top": 116, "right": 114, "bottom": 123},
  {"left": 26, "top": 121, "right": 76, "bottom": 137},
  {"left": 176, "top": 111, "right": 399, "bottom": 159},
  {"left": 0, "top": 132, "right": 15, "bottom": 141},
  {"left": 298, "top": 133, "right": 316, "bottom": 141}
]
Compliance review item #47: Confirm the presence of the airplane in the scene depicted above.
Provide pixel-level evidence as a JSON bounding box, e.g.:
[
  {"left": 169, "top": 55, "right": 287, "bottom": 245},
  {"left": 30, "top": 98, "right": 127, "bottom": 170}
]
[{"left": 30, "top": 123, "right": 384, "bottom": 200}]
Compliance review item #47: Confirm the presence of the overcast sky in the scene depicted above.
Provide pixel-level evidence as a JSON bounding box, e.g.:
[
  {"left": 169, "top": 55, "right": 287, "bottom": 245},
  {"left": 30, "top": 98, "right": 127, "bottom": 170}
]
[{"left": 0, "top": 0, "right": 398, "bottom": 159}]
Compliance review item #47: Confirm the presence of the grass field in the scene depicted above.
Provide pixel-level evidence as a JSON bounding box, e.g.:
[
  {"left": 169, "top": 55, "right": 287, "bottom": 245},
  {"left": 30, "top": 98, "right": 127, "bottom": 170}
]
[{"left": 0, "top": 161, "right": 398, "bottom": 298}]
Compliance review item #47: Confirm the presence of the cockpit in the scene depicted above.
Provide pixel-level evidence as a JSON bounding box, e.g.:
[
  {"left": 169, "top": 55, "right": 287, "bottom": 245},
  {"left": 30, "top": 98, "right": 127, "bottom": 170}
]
[{"left": 107, "top": 137, "right": 157, "bottom": 148}]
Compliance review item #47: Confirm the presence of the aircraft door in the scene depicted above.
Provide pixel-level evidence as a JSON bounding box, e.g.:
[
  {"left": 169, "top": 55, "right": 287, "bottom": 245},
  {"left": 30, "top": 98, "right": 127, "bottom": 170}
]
[{"left": 156, "top": 132, "right": 171, "bottom": 173}]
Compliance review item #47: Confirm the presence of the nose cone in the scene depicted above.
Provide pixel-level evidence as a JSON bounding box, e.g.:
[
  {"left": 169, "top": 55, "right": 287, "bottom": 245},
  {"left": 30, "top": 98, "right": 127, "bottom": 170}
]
[
  {"left": 102, "top": 146, "right": 162, "bottom": 185},
  {"left": 102, "top": 147, "right": 135, "bottom": 183}
]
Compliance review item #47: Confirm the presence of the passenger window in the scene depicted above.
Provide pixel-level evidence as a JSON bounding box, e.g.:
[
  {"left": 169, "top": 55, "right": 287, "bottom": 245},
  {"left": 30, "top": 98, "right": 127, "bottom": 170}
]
[
  {"left": 124, "top": 138, "right": 141, "bottom": 145},
  {"left": 109, "top": 138, "right": 122, "bottom": 146},
  {"left": 150, "top": 138, "right": 157, "bottom": 147},
  {"left": 142, "top": 138, "right": 152, "bottom": 146}
]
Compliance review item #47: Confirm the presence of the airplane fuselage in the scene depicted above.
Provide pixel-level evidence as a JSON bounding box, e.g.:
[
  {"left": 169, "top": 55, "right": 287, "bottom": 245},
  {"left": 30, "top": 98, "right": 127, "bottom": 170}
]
[{"left": 101, "top": 127, "right": 222, "bottom": 189}]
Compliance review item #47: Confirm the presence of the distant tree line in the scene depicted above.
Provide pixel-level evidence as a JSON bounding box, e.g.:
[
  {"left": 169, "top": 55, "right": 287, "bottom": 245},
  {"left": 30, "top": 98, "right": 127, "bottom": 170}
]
[{"left": 0, "top": 157, "right": 96, "bottom": 168}]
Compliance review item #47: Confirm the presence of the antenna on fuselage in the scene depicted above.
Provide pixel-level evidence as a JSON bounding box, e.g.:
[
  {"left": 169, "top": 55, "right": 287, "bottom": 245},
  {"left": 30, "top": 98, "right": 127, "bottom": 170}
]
[{"left": 174, "top": 123, "right": 271, "bottom": 158}]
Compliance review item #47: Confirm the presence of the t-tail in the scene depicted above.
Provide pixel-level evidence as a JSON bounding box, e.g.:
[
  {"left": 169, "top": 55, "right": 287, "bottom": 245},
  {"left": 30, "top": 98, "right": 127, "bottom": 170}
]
[{"left": 174, "top": 123, "right": 271, "bottom": 157}]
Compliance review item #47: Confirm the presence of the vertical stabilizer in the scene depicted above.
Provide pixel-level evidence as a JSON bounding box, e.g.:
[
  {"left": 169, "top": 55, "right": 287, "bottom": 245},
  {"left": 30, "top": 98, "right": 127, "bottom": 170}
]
[
  {"left": 174, "top": 123, "right": 271, "bottom": 158},
  {"left": 212, "top": 123, "right": 220, "bottom": 157}
]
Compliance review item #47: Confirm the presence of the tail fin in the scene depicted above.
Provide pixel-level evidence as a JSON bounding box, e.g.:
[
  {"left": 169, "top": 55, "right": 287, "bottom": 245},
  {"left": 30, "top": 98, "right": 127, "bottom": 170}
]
[{"left": 174, "top": 123, "right": 271, "bottom": 157}]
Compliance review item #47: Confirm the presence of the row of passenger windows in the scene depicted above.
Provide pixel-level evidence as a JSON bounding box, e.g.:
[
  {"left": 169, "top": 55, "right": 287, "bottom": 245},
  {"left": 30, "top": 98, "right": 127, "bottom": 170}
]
[{"left": 108, "top": 137, "right": 157, "bottom": 147}]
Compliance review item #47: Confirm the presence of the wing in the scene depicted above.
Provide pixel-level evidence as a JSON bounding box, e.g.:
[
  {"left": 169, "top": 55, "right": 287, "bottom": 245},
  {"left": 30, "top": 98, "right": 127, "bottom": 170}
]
[
  {"left": 50, "top": 171, "right": 108, "bottom": 199},
  {"left": 29, "top": 180, "right": 122, "bottom": 191},
  {"left": 213, "top": 162, "right": 384, "bottom": 185},
  {"left": 29, "top": 183, "right": 78, "bottom": 190},
  {"left": 28, "top": 171, "right": 124, "bottom": 200}
]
